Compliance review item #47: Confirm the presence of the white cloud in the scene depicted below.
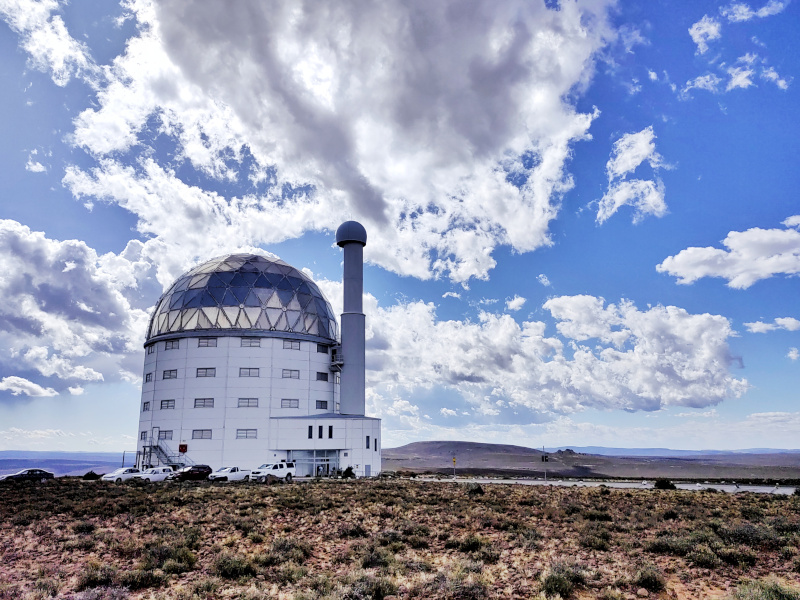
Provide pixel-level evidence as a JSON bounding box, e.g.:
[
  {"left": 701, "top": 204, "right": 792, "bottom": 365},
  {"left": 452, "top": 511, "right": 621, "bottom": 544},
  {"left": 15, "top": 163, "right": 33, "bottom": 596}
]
[
  {"left": 442, "top": 292, "right": 461, "bottom": 299},
  {"left": 726, "top": 65, "right": 755, "bottom": 90},
  {"left": 675, "top": 409, "right": 718, "bottom": 418},
  {"left": 55, "top": 0, "right": 618, "bottom": 284},
  {"left": 689, "top": 15, "right": 722, "bottom": 55},
  {"left": 25, "top": 154, "right": 46, "bottom": 173},
  {"left": 762, "top": 66, "right": 790, "bottom": 90},
  {"left": 537, "top": 274, "right": 551, "bottom": 287},
  {"left": 68, "top": 386, "right": 85, "bottom": 395},
  {"left": 440, "top": 408, "right": 458, "bottom": 417},
  {"left": 788, "top": 348, "right": 799, "bottom": 361},
  {"left": 745, "top": 317, "right": 800, "bottom": 333},
  {"left": 506, "top": 295, "right": 527, "bottom": 311},
  {"left": 720, "top": 1, "right": 786, "bottom": 22},
  {"left": 597, "top": 127, "right": 667, "bottom": 224},
  {"left": 648, "top": 70, "right": 658, "bottom": 81},
  {"left": 0, "top": 376, "right": 57, "bottom": 397},
  {"left": 657, "top": 217, "right": 800, "bottom": 288},
  {"left": 681, "top": 73, "right": 723, "bottom": 97}
]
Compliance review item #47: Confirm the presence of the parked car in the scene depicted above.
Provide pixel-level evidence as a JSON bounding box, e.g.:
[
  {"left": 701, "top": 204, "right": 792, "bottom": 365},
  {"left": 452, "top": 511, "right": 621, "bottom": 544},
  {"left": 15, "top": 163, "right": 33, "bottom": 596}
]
[
  {"left": 101, "top": 467, "right": 141, "bottom": 482},
  {"left": 0, "top": 468, "right": 54, "bottom": 483},
  {"left": 208, "top": 466, "right": 250, "bottom": 482},
  {"left": 131, "top": 467, "right": 174, "bottom": 482},
  {"left": 251, "top": 461, "right": 295, "bottom": 483},
  {"left": 165, "top": 465, "right": 212, "bottom": 481}
]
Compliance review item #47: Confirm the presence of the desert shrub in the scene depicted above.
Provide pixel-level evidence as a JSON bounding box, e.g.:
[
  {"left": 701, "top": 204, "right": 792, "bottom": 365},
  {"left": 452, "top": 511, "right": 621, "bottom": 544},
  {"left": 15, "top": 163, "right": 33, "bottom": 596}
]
[
  {"left": 76, "top": 562, "right": 117, "bottom": 591},
  {"left": 519, "top": 527, "right": 542, "bottom": 549},
  {"left": 407, "top": 535, "right": 429, "bottom": 549},
  {"left": 248, "top": 531, "right": 265, "bottom": 543},
  {"left": 541, "top": 560, "right": 586, "bottom": 598},
  {"left": 742, "top": 506, "right": 766, "bottom": 521},
  {"left": 654, "top": 478, "right": 676, "bottom": 490},
  {"left": 714, "top": 522, "right": 782, "bottom": 549},
  {"left": 717, "top": 546, "right": 758, "bottom": 567},
  {"left": 342, "top": 573, "right": 398, "bottom": 600},
  {"left": 82, "top": 471, "right": 102, "bottom": 481},
  {"left": 257, "top": 536, "right": 313, "bottom": 566},
  {"left": 663, "top": 509, "right": 679, "bottom": 520},
  {"left": 458, "top": 535, "right": 485, "bottom": 552},
  {"left": 275, "top": 562, "right": 307, "bottom": 584},
  {"left": 583, "top": 509, "right": 612, "bottom": 522},
  {"left": 646, "top": 535, "right": 693, "bottom": 556},
  {"left": 32, "top": 577, "right": 61, "bottom": 597},
  {"left": 117, "top": 569, "right": 165, "bottom": 590},
  {"left": 580, "top": 525, "right": 611, "bottom": 551},
  {"left": 476, "top": 547, "right": 500, "bottom": 564},
  {"left": 72, "top": 521, "right": 96, "bottom": 534},
  {"left": 213, "top": 553, "right": 256, "bottom": 579},
  {"left": 340, "top": 523, "right": 368, "bottom": 538},
  {"left": 361, "top": 547, "right": 393, "bottom": 569},
  {"left": 731, "top": 577, "right": 800, "bottom": 599},
  {"left": 633, "top": 564, "right": 665, "bottom": 592},
  {"left": 64, "top": 537, "right": 97, "bottom": 551},
  {"left": 794, "top": 556, "right": 800, "bottom": 573},
  {"left": 466, "top": 483, "right": 484, "bottom": 496},
  {"left": 687, "top": 544, "right": 722, "bottom": 569},
  {"left": 599, "top": 588, "right": 624, "bottom": 600},
  {"left": 342, "top": 466, "right": 356, "bottom": 479}
]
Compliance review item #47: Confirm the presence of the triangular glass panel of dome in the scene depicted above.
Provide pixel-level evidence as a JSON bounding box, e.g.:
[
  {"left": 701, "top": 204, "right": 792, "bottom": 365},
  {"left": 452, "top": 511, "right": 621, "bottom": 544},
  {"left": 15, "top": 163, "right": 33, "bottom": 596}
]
[
  {"left": 277, "top": 264, "right": 294, "bottom": 275},
  {"left": 199, "top": 291, "right": 217, "bottom": 307},
  {"left": 306, "top": 316, "right": 318, "bottom": 335},
  {"left": 254, "top": 288, "right": 273, "bottom": 306},
  {"left": 215, "top": 309, "right": 232, "bottom": 329},
  {"left": 296, "top": 293, "right": 313, "bottom": 309},
  {"left": 244, "top": 306, "right": 260, "bottom": 324},
  {"left": 185, "top": 291, "right": 207, "bottom": 309},
  {"left": 273, "top": 312, "right": 288, "bottom": 330},
  {"left": 188, "top": 274, "right": 210, "bottom": 289},
  {"left": 223, "top": 306, "right": 239, "bottom": 327},
  {"left": 157, "top": 313, "right": 168, "bottom": 332},
  {"left": 255, "top": 311, "right": 270, "bottom": 329},
  {"left": 196, "top": 310, "right": 212, "bottom": 329},
  {"left": 253, "top": 274, "right": 272, "bottom": 288},
  {"left": 276, "top": 289, "right": 294, "bottom": 306},
  {"left": 287, "top": 295, "right": 301, "bottom": 311},
  {"left": 207, "top": 273, "right": 227, "bottom": 288},
  {"left": 265, "top": 290, "right": 282, "bottom": 308},
  {"left": 169, "top": 292, "right": 185, "bottom": 310},
  {"left": 208, "top": 286, "right": 226, "bottom": 304},
  {"left": 276, "top": 277, "right": 293, "bottom": 291},
  {"left": 173, "top": 277, "right": 191, "bottom": 293},
  {"left": 244, "top": 290, "right": 261, "bottom": 307},
  {"left": 202, "top": 306, "right": 219, "bottom": 325},
  {"left": 181, "top": 289, "right": 202, "bottom": 306},
  {"left": 182, "top": 308, "right": 199, "bottom": 330},
  {"left": 215, "top": 261, "right": 235, "bottom": 272},
  {"left": 235, "top": 309, "right": 252, "bottom": 328},
  {"left": 168, "top": 310, "right": 181, "bottom": 330},
  {"left": 216, "top": 271, "right": 236, "bottom": 284},
  {"left": 265, "top": 262, "right": 285, "bottom": 274},
  {"left": 265, "top": 307, "right": 283, "bottom": 325},
  {"left": 315, "top": 298, "right": 330, "bottom": 316},
  {"left": 221, "top": 289, "right": 239, "bottom": 306},
  {"left": 286, "top": 276, "right": 304, "bottom": 289},
  {"left": 225, "top": 258, "right": 246, "bottom": 270},
  {"left": 306, "top": 281, "right": 321, "bottom": 296},
  {"left": 240, "top": 260, "right": 260, "bottom": 272},
  {"left": 265, "top": 273, "right": 283, "bottom": 287},
  {"left": 230, "top": 286, "right": 249, "bottom": 304},
  {"left": 286, "top": 310, "right": 302, "bottom": 331},
  {"left": 297, "top": 282, "right": 311, "bottom": 294}
]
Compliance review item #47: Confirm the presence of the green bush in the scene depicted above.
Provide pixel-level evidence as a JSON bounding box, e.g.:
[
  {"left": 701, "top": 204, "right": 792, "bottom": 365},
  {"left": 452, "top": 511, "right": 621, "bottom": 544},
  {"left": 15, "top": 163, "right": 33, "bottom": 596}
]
[
  {"left": 731, "top": 577, "right": 800, "bottom": 600},
  {"left": 117, "top": 569, "right": 165, "bottom": 590},
  {"left": 634, "top": 564, "right": 665, "bottom": 592},
  {"left": 213, "top": 553, "right": 256, "bottom": 579},
  {"left": 541, "top": 560, "right": 586, "bottom": 598},
  {"left": 687, "top": 544, "right": 722, "bottom": 569},
  {"left": 654, "top": 478, "right": 677, "bottom": 490},
  {"left": 76, "top": 562, "right": 117, "bottom": 591}
]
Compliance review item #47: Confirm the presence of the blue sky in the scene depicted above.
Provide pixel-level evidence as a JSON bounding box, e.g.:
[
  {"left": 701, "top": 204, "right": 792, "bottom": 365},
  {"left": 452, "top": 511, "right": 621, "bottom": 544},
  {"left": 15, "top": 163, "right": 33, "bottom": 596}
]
[{"left": 0, "top": 0, "right": 798, "bottom": 452}]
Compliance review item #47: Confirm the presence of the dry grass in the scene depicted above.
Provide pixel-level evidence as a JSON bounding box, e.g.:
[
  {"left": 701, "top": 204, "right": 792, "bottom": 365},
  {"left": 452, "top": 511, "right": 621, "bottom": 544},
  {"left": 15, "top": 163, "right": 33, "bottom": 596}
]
[{"left": 1, "top": 478, "right": 799, "bottom": 599}]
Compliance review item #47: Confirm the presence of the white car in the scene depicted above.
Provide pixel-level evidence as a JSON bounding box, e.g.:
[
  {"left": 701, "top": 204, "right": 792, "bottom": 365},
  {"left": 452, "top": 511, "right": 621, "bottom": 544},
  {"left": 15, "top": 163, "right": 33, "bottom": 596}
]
[
  {"left": 131, "top": 467, "right": 174, "bottom": 482},
  {"left": 251, "top": 461, "right": 295, "bottom": 483},
  {"left": 208, "top": 466, "right": 250, "bottom": 482},
  {"left": 101, "top": 467, "right": 140, "bottom": 482}
]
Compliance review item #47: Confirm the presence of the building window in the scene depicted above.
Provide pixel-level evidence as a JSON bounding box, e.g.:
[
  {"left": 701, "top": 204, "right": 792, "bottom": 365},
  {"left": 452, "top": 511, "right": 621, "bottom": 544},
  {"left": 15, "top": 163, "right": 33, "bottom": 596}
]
[
  {"left": 142, "top": 402, "right": 150, "bottom": 412},
  {"left": 283, "top": 340, "right": 300, "bottom": 350},
  {"left": 316, "top": 400, "right": 328, "bottom": 410},
  {"left": 238, "top": 398, "right": 258, "bottom": 408},
  {"left": 196, "top": 368, "right": 216, "bottom": 377},
  {"left": 194, "top": 398, "right": 214, "bottom": 408},
  {"left": 317, "top": 343, "right": 328, "bottom": 354},
  {"left": 318, "top": 425, "right": 323, "bottom": 438},
  {"left": 147, "top": 345, "right": 155, "bottom": 355},
  {"left": 281, "top": 399, "right": 299, "bottom": 408},
  {"left": 164, "top": 340, "right": 179, "bottom": 350},
  {"left": 158, "top": 430, "right": 173, "bottom": 440},
  {"left": 144, "top": 373, "right": 152, "bottom": 383},
  {"left": 308, "top": 425, "right": 313, "bottom": 439},
  {"left": 375, "top": 439, "right": 378, "bottom": 452},
  {"left": 241, "top": 338, "right": 260, "bottom": 347},
  {"left": 192, "top": 429, "right": 212, "bottom": 440},
  {"left": 343, "top": 452, "right": 348, "bottom": 457},
  {"left": 316, "top": 372, "right": 329, "bottom": 382},
  {"left": 366, "top": 435, "right": 370, "bottom": 449},
  {"left": 140, "top": 431, "right": 147, "bottom": 440},
  {"left": 236, "top": 429, "right": 257, "bottom": 439},
  {"left": 329, "top": 425, "right": 333, "bottom": 439},
  {"left": 239, "top": 367, "right": 259, "bottom": 377},
  {"left": 198, "top": 337, "right": 217, "bottom": 347},
  {"left": 335, "top": 374, "right": 341, "bottom": 384},
  {"left": 160, "top": 399, "right": 175, "bottom": 410},
  {"left": 282, "top": 369, "right": 300, "bottom": 379},
  {"left": 163, "top": 369, "right": 178, "bottom": 379}
]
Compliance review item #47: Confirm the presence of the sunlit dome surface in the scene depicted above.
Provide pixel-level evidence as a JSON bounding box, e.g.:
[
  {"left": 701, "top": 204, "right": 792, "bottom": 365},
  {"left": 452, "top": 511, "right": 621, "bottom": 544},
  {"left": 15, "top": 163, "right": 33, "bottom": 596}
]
[{"left": 146, "top": 254, "right": 338, "bottom": 343}]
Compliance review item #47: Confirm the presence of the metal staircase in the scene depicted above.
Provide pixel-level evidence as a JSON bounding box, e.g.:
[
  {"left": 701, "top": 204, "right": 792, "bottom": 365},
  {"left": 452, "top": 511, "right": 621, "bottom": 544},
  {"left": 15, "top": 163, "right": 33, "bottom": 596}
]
[{"left": 142, "top": 440, "right": 194, "bottom": 469}]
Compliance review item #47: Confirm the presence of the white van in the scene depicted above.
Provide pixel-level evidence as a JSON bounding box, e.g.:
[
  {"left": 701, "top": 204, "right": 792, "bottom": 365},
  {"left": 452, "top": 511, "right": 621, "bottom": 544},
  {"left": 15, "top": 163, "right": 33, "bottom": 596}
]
[{"left": 251, "top": 462, "right": 296, "bottom": 483}]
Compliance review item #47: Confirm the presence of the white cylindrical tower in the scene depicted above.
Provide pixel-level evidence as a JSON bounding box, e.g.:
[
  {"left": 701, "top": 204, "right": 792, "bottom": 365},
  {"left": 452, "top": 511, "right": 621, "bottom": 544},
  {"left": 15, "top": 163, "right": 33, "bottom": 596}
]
[{"left": 336, "top": 221, "right": 367, "bottom": 416}]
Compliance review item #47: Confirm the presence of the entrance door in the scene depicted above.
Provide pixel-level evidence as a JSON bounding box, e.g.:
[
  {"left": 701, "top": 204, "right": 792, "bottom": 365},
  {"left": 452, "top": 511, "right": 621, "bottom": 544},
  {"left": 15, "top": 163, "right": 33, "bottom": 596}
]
[{"left": 365, "top": 464, "right": 371, "bottom": 477}]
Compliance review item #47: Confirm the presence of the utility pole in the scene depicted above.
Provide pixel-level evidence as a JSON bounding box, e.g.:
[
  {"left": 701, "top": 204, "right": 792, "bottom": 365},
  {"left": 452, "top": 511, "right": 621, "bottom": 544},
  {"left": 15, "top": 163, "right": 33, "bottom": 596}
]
[{"left": 452, "top": 456, "right": 456, "bottom": 478}]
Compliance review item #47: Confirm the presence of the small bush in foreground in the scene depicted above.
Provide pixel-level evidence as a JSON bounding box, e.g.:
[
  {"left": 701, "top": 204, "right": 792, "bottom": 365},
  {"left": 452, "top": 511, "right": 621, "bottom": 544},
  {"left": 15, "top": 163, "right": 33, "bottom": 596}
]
[
  {"left": 654, "top": 478, "right": 677, "bottom": 490},
  {"left": 634, "top": 564, "right": 665, "bottom": 592},
  {"left": 731, "top": 577, "right": 800, "bottom": 600},
  {"left": 76, "top": 562, "right": 117, "bottom": 591},
  {"left": 213, "top": 553, "right": 256, "bottom": 579},
  {"left": 116, "top": 569, "right": 165, "bottom": 590},
  {"left": 541, "top": 560, "right": 586, "bottom": 598}
]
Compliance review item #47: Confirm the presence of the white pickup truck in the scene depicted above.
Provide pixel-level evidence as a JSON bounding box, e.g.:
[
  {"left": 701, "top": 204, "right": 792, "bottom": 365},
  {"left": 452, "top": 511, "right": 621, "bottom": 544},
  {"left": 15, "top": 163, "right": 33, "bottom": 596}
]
[
  {"left": 207, "top": 466, "right": 251, "bottom": 482},
  {"left": 251, "top": 461, "right": 296, "bottom": 483}
]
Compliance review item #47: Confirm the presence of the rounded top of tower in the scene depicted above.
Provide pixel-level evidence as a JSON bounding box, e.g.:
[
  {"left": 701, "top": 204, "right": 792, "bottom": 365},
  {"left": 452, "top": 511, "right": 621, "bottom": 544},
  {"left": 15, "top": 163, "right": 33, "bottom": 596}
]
[
  {"left": 145, "top": 253, "right": 338, "bottom": 343},
  {"left": 336, "top": 221, "right": 367, "bottom": 247}
]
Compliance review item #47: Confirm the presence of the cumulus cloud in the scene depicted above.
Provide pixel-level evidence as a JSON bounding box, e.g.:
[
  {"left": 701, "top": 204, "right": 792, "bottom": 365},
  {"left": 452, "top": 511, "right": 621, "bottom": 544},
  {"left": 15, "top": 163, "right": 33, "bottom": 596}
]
[
  {"left": 506, "top": 295, "right": 527, "bottom": 311},
  {"left": 442, "top": 292, "right": 461, "bottom": 300},
  {"left": 537, "top": 274, "right": 551, "bottom": 287},
  {"left": 440, "top": 408, "right": 458, "bottom": 417},
  {"left": 761, "top": 66, "right": 790, "bottom": 89},
  {"left": 689, "top": 15, "right": 722, "bottom": 55},
  {"left": 727, "top": 65, "right": 755, "bottom": 91},
  {"left": 0, "top": 220, "right": 150, "bottom": 391},
  {"left": 788, "top": 348, "right": 799, "bottom": 361},
  {"left": 720, "top": 1, "right": 786, "bottom": 22},
  {"left": 0, "top": 376, "right": 57, "bottom": 397},
  {"left": 681, "top": 73, "right": 724, "bottom": 97},
  {"left": 657, "top": 217, "right": 800, "bottom": 288},
  {"left": 597, "top": 127, "right": 667, "bottom": 224},
  {"left": 52, "top": 0, "right": 619, "bottom": 284},
  {"left": 744, "top": 317, "right": 800, "bottom": 333}
]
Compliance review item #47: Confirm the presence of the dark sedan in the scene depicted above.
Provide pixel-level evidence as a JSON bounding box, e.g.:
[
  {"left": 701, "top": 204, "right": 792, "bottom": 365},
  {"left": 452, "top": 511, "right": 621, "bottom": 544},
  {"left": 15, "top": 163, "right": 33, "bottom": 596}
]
[
  {"left": 165, "top": 465, "right": 212, "bottom": 481},
  {"left": 0, "top": 469, "right": 55, "bottom": 483}
]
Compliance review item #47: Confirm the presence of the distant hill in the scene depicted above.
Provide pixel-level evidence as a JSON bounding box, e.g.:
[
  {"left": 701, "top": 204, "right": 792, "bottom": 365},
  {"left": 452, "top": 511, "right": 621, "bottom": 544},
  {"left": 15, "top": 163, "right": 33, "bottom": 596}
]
[
  {"left": 545, "top": 446, "right": 800, "bottom": 457},
  {"left": 0, "top": 450, "right": 133, "bottom": 477}
]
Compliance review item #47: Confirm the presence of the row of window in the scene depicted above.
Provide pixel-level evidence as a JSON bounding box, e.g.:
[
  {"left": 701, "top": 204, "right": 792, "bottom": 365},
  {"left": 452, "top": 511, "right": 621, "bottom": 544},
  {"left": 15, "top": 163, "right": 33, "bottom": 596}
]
[
  {"left": 144, "top": 368, "right": 331, "bottom": 382},
  {"left": 308, "top": 425, "right": 335, "bottom": 439},
  {"left": 147, "top": 339, "right": 331, "bottom": 353},
  {"left": 141, "top": 427, "right": 363, "bottom": 442},
  {"left": 143, "top": 398, "right": 329, "bottom": 410}
]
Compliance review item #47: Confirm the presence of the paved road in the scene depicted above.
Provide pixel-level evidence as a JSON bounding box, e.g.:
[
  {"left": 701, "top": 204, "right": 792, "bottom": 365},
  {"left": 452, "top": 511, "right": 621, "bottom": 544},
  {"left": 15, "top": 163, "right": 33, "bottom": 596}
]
[{"left": 416, "top": 477, "right": 798, "bottom": 495}]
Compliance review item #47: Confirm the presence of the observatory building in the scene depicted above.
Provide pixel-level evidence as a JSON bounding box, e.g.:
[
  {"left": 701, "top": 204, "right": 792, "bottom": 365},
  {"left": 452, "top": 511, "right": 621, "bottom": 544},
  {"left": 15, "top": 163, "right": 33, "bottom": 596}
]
[{"left": 135, "top": 222, "right": 381, "bottom": 477}]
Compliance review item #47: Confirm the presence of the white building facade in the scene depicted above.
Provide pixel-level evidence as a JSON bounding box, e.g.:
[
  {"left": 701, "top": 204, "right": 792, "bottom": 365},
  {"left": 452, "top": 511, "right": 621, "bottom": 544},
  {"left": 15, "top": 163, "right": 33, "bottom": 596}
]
[{"left": 136, "top": 245, "right": 381, "bottom": 477}]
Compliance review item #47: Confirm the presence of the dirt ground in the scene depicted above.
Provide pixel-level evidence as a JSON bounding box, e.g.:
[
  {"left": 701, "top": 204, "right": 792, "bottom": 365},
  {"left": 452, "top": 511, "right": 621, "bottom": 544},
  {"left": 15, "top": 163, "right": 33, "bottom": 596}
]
[{"left": 1, "top": 478, "right": 799, "bottom": 599}]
